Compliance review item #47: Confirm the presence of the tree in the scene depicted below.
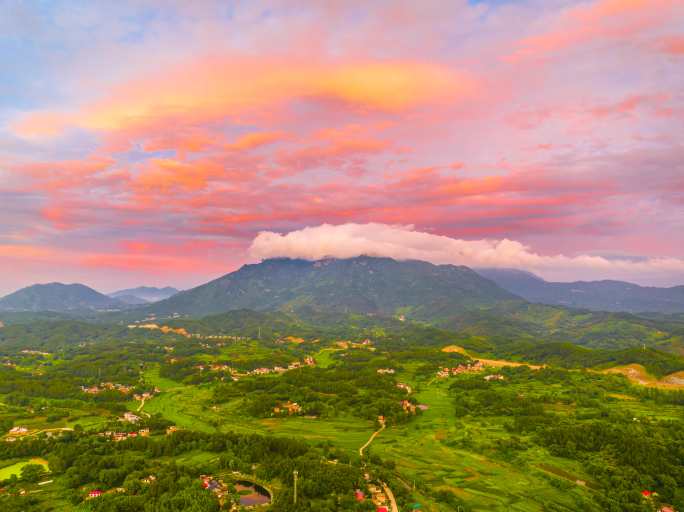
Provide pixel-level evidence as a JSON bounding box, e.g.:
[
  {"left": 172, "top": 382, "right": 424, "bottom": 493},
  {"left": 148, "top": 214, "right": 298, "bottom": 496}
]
[{"left": 21, "top": 463, "right": 46, "bottom": 483}]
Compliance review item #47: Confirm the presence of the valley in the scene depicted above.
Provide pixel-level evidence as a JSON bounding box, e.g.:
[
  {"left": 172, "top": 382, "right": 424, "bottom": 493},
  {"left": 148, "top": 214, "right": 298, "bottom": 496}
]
[
  {"left": 1, "top": 257, "right": 683, "bottom": 511},
  {"left": 1, "top": 315, "right": 683, "bottom": 511}
]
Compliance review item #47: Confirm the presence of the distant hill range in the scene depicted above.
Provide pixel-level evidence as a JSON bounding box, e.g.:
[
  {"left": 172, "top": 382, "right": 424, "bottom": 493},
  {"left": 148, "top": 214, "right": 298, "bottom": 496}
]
[
  {"left": 146, "top": 256, "right": 520, "bottom": 318},
  {"left": 2, "top": 258, "right": 683, "bottom": 354},
  {"left": 0, "top": 283, "right": 125, "bottom": 312},
  {"left": 108, "top": 286, "right": 179, "bottom": 304},
  {"left": 476, "top": 268, "right": 684, "bottom": 314}
]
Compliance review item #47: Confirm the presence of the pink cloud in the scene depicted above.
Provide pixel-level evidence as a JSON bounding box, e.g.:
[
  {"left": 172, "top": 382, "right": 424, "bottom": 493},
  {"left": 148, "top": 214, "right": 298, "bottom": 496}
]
[{"left": 1, "top": 0, "right": 683, "bottom": 291}]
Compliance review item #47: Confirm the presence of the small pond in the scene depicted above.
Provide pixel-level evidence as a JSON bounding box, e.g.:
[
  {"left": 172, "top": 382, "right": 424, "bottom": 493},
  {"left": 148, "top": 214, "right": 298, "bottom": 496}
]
[{"left": 235, "top": 480, "right": 271, "bottom": 506}]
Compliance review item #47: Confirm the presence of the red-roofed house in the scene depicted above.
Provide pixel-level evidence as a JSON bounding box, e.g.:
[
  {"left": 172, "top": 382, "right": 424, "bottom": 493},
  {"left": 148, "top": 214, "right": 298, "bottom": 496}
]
[
  {"left": 88, "top": 489, "right": 103, "bottom": 499},
  {"left": 642, "top": 490, "right": 653, "bottom": 498}
]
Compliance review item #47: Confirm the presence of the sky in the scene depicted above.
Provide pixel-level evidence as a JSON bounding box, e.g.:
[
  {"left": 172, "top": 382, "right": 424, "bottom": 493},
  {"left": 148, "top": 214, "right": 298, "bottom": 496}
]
[{"left": 1, "top": 0, "right": 683, "bottom": 295}]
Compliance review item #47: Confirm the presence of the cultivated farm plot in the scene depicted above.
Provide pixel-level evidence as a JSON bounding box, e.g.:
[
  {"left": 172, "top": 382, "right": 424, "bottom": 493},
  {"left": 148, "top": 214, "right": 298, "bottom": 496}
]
[{"left": 369, "top": 379, "right": 594, "bottom": 511}]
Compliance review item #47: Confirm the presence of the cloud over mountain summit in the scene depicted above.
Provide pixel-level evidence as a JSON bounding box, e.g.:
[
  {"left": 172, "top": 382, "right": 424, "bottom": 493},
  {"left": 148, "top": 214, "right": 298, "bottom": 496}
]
[{"left": 250, "top": 223, "right": 684, "bottom": 286}]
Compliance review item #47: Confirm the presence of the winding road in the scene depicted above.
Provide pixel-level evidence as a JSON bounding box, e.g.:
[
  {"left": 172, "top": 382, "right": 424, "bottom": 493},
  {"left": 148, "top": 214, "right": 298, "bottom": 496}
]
[{"left": 359, "top": 422, "right": 385, "bottom": 456}]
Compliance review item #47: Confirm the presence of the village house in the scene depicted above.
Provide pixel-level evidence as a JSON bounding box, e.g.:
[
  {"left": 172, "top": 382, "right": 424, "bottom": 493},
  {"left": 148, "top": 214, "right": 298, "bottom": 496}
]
[
  {"left": 396, "top": 383, "right": 412, "bottom": 393},
  {"left": 274, "top": 401, "right": 302, "bottom": 415},
  {"left": 484, "top": 374, "right": 505, "bottom": 381},
  {"left": 9, "top": 426, "right": 29, "bottom": 436},
  {"left": 166, "top": 426, "right": 178, "bottom": 435},
  {"left": 368, "top": 483, "right": 388, "bottom": 508},
  {"left": 121, "top": 412, "right": 141, "bottom": 423},
  {"left": 87, "top": 489, "right": 103, "bottom": 499},
  {"left": 400, "top": 400, "right": 417, "bottom": 414},
  {"left": 437, "top": 361, "right": 486, "bottom": 378}
]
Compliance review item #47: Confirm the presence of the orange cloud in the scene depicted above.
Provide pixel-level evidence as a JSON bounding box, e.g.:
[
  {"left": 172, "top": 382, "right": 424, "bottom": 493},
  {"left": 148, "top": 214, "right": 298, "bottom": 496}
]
[
  {"left": 0, "top": 244, "right": 54, "bottom": 260},
  {"left": 225, "top": 131, "right": 285, "bottom": 151},
  {"left": 659, "top": 36, "right": 684, "bottom": 55},
  {"left": 14, "top": 59, "right": 473, "bottom": 138},
  {"left": 134, "top": 158, "right": 221, "bottom": 192}
]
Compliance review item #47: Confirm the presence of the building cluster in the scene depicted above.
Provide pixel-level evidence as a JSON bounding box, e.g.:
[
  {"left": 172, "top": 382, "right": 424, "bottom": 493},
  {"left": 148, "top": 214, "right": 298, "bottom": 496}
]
[
  {"left": 86, "top": 487, "right": 125, "bottom": 500},
  {"left": 400, "top": 400, "right": 417, "bottom": 414},
  {"left": 141, "top": 475, "right": 156, "bottom": 485},
  {"left": 20, "top": 349, "right": 51, "bottom": 356},
  {"left": 4, "top": 426, "right": 30, "bottom": 442},
  {"left": 249, "top": 357, "right": 316, "bottom": 376},
  {"left": 129, "top": 322, "right": 244, "bottom": 343},
  {"left": 81, "top": 382, "right": 136, "bottom": 395},
  {"left": 335, "top": 338, "right": 375, "bottom": 350},
  {"left": 376, "top": 368, "right": 395, "bottom": 375},
  {"left": 437, "top": 360, "right": 485, "bottom": 378},
  {"left": 197, "top": 357, "right": 317, "bottom": 380},
  {"left": 100, "top": 429, "right": 150, "bottom": 442},
  {"left": 366, "top": 482, "right": 390, "bottom": 510},
  {"left": 200, "top": 475, "right": 231, "bottom": 505},
  {"left": 133, "top": 388, "right": 160, "bottom": 401},
  {"left": 273, "top": 401, "right": 302, "bottom": 415}
]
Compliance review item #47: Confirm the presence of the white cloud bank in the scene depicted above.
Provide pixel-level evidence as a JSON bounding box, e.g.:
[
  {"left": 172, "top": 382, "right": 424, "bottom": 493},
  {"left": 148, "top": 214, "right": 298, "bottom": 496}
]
[{"left": 249, "top": 223, "right": 684, "bottom": 286}]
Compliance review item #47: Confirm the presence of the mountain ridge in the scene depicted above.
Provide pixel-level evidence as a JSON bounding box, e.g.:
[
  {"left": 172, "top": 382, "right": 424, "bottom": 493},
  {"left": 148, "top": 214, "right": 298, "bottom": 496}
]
[
  {"left": 477, "top": 268, "right": 684, "bottom": 313},
  {"left": 0, "top": 283, "right": 125, "bottom": 312},
  {"left": 109, "top": 286, "right": 179, "bottom": 304}
]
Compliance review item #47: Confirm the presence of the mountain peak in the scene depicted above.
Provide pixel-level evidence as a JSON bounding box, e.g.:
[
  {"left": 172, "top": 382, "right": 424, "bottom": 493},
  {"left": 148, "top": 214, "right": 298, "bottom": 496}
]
[
  {"left": 0, "top": 282, "right": 124, "bottom": 312},
  {"left": 146, "top": 255, "right": 521, "bottom": 318}
]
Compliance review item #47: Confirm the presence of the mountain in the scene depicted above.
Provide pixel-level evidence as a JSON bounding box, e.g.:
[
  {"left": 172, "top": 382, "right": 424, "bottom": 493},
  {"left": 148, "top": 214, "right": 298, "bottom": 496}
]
[
  {"left": 109, "top": 286, "right": 179, "bottom": 304},
  {"left": 0, "top": 283, "right": 125, "bottom": 312},
  {"left": 477, "top": 268, "right": 684, "bottom": 314},
  {"left": 146, "top": 256, "right": 521, "bottom": 319}
]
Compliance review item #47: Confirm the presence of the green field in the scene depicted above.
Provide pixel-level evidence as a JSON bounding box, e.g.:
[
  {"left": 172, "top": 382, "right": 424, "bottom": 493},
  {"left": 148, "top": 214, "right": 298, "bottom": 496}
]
[
  {"left": 1, "top": 319, "right": 682, "bottom": 512},
  {"left": 0, "top": 458, "right": 49, "bottom": 480},
  {"left": 369, "top": 380, "right": 592, "bottom": 511}
]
